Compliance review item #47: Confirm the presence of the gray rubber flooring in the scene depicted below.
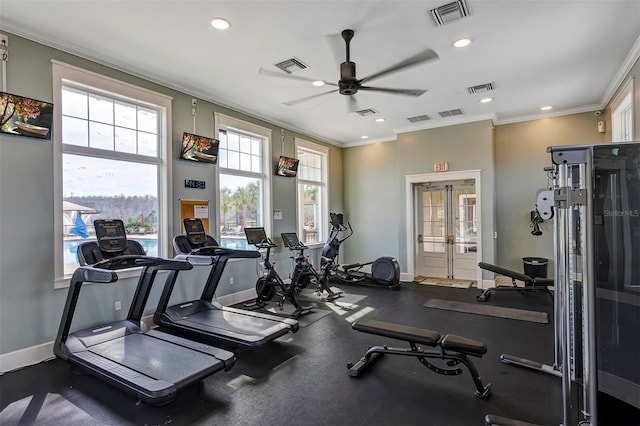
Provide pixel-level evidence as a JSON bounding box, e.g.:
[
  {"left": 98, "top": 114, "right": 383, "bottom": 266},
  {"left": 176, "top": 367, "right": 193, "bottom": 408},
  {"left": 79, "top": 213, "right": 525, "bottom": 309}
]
[{"left": 1, "top": 282, "right": 635, "bottom": 425}]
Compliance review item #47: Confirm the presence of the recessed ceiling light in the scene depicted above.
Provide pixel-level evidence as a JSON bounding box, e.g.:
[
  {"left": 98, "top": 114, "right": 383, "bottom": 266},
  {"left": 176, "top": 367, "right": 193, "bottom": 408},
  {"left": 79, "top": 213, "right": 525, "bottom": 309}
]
[
  {"left": 312, "top": 80, "right": 325, "bottom": 87},
  {"left": 480, "top": 97, "right": 493, "bottom": 103},
  {"left": 375, "top": 118, "right": 385, "bottom": 122},
  {"left": 361, "top": 135, "right": 368, "bottom": 139},
  {"left": 211, "top": 18, "right": 231, "bottom": 30},
  {"left": 540, "top": 105, "right": 553, "bottom": 111},
  {"left": 453, "top": 37, "right": 472, "bottom": 48}
]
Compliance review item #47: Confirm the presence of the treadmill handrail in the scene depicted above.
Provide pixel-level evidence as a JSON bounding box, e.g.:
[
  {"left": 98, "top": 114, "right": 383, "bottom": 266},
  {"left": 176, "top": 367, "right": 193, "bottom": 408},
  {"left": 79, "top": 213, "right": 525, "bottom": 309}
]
[{"left": 93, "top": 254, "right": 193, "bottom": 271}]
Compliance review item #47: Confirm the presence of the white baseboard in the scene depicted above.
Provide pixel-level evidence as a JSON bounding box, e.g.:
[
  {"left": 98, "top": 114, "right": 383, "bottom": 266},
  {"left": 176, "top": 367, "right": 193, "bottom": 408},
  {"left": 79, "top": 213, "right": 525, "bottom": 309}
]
[
  {"left": 215, "top": 288, "right": 256, "bottom": 306},
  {"left": 400, "top": 272, "right": 414, "bottom": 282},
  {"left": 0, "top": 341, "right": 54, "bottom": 375},
  {"left": 480, "top": 279, "right": 495, "bottom": 290}
]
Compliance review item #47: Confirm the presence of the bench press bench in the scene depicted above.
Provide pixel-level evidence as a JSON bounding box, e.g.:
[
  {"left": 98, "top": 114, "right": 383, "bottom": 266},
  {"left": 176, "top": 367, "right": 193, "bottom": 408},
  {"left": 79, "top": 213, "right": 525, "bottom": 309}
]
[
  {"left": 477, "top": 262, "right": 554, "bottom": 302},
  {"left": 347, "top": 318, "right": 491, "bottom": 398}
]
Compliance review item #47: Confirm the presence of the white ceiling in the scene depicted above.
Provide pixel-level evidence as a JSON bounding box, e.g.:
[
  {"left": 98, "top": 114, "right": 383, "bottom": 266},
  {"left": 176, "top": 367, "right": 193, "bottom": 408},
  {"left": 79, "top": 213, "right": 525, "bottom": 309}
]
[{"left": 1, "top": 1, "right": 639, "bottom": 147}]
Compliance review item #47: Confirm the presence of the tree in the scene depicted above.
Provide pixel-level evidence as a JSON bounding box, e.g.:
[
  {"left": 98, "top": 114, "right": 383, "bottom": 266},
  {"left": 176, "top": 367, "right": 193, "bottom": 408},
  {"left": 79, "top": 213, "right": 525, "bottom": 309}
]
[
  {"left": 220, "top": 187, "right": 233, "bottom": 230},
  {"left": 180, "top": 133, "right": 216, "bottom": 157},
  {"left": 0, "top": 93, "right": 50, "bottom": 130}
]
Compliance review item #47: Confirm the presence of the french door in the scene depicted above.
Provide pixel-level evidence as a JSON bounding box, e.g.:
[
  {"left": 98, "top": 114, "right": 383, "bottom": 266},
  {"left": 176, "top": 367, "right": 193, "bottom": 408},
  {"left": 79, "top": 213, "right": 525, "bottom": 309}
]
[{"left": 416, "top": 180, "right": 477, "bottom": 280}]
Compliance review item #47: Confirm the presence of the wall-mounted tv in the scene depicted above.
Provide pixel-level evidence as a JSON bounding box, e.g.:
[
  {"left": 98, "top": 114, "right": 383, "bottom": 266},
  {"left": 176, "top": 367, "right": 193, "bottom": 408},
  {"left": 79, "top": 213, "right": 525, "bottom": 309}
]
[
  {"left": 275, "top": 155, "right": 299, "bottom": 177},
  {"left": 0, "top": 92, "right": 53, "bottom": 140},
  {"left": 179, "top": 132, "right": 219, "bottom": 164}
]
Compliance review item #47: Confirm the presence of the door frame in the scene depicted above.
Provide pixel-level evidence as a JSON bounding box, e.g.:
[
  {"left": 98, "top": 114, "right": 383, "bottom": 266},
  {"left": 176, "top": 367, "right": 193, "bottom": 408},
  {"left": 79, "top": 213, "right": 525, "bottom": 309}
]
[{"left": 405, "top": 170, "right": 483, "bottom": 286}]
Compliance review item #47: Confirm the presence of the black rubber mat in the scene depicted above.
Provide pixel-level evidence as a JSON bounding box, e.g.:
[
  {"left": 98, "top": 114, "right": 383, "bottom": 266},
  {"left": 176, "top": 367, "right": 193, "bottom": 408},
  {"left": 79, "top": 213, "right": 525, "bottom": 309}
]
[{"left": 423, "top": 298, "right": 549, "bottom": 323}]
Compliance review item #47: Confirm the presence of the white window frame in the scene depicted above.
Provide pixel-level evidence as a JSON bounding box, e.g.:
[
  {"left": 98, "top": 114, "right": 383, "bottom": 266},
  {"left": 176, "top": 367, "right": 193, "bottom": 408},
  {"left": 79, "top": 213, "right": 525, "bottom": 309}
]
[
  {"left": 611, "top": 77, "right": 634, "bottom": 142},
  {"left": 214, "top": 112, "right": 272, "bottom": 241},
  {"left": 52, "top": 60, "right": 172, "bottom": 288},
  {"left": 295, "top": 138, "right": 329, "bottom": 246}
]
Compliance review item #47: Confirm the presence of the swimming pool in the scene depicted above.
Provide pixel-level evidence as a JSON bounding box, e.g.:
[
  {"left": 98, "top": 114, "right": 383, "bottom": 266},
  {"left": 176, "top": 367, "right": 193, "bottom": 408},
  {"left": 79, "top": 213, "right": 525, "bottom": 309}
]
[
  {"left": 63, "top": 238, "right": 158, "bottom": 264},
  {"left": 64, "top": 237, "right": 250, "bottom": 264}
]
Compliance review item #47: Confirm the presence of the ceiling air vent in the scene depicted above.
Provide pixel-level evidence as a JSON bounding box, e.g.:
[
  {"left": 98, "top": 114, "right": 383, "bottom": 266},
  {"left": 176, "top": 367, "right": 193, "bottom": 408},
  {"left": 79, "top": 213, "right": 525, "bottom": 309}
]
[
  {"left": 356, "top": 108, "right": 377, "bottom": 116},
  {"left": 429, "top": 0, "right": 470, "bottom": 26},
  {"left": 467, "top": 82, "right": 494, "bottom": 94},
  {"left": 274, "top": 57, "right": 308, "bottom": 74},
  {"left": 438, "top": 108, "right": 464, "bottom": 118},
  {"left": 407, "top": 114, "right": 432, "bottom": 123}
]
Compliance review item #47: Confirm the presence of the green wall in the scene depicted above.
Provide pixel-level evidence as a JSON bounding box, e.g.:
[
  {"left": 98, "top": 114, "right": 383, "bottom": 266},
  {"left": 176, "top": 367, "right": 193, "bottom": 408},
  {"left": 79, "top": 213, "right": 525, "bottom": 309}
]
[
  {"left": 0, "top": 33, "right": 343, "bottom": 357},
  {"left": 343, "top": 120, "right": 496, "bottom": 276},
  {"left": 493, "top": 112, "right": 606, "bottom": 273}
]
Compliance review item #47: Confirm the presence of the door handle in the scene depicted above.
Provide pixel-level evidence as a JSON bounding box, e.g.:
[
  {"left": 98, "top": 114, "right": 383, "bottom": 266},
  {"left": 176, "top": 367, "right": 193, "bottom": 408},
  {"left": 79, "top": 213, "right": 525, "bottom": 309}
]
[{"left": 417, "top": 234, "right": 423, "bottom": 243}]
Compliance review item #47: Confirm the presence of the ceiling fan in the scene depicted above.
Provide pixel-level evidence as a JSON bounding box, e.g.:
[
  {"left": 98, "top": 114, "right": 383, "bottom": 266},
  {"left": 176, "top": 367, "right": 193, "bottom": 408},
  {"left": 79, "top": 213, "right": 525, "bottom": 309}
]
[{"left": 260, "top": 29, "right": 439, "bottom": 109}]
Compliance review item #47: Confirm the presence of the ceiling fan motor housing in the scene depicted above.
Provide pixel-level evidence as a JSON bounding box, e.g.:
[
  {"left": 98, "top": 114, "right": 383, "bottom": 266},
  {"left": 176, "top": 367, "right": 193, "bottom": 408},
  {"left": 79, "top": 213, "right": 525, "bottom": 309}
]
[{"left": 339, "top": 61, "right": 359, "bottom": 95}]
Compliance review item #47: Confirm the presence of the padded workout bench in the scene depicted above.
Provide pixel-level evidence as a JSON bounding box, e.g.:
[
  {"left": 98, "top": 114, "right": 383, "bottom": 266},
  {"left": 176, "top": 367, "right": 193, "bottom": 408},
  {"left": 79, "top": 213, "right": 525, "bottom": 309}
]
[
  {"left": 347, "top": 318, "right": 491, "bottom": 398},
  {"left": 477, "top": 262, "right": 554, "bottom": 302}
]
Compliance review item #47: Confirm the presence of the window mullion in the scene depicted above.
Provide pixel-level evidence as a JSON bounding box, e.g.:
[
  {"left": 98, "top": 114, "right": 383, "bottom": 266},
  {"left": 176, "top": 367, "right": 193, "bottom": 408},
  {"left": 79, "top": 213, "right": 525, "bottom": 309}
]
[{"left": 63, "top": 145, "right": 161, "bottom": 165}]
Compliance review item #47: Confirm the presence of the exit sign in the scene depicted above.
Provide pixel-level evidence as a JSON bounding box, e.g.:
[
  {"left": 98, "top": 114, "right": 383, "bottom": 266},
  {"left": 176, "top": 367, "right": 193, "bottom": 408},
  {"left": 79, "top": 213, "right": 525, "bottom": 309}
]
[{"left": 434, "top": 162, "right": 449, "bottom": 172}]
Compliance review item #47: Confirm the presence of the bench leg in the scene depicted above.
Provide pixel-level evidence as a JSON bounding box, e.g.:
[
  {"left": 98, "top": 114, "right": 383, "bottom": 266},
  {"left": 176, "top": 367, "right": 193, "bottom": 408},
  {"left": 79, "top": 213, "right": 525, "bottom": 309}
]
[
  {"left": 411, "top": 343, "right": 490, "bottom": 398},
  {"left": 347, "top": 347, "right": 384, "bottom": 377},
  {"left": 452, "top": 354, "right": 491, "bottom": 398},
  {"left": 347, "top": 344, "right": 491, "bottom": 398}
]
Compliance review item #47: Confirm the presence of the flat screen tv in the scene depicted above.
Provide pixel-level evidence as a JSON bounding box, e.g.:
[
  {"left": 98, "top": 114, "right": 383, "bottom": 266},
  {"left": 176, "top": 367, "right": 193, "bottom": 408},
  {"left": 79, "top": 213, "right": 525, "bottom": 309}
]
[
  {"left": 179, "top": 132, "right": 219, "bottom": 164},
  {"left": 275, "top": 155, "right": 299, "bottom": 177},
  {"left": 0, "top": 92, "right": 53, "bottom": 140}
]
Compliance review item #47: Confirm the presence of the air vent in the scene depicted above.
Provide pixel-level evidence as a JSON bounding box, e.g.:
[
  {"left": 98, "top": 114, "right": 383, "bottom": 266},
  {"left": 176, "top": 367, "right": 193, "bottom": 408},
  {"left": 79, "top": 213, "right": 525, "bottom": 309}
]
[
  {"left": 274, "top": 57, "right": 308, "bottom": 74},
  {"left": 438, "top": 109, "right": 464, "bottom": 118},
  {"left": 356, "top": 108, "right": 377, "bottom": 116},
  {"left": 407, "top": 114, "right": 432, "bottom": 123},
  {"left": 467, "top": 82, "right": 494, "bottom": 94},
  {"left": 430, "top": 0, "right": 470, "bottom": 26}
]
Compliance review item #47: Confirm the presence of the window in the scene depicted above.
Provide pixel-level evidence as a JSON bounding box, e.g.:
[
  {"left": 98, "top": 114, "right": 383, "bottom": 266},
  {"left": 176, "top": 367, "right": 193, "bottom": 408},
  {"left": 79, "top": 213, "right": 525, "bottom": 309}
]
[
  {"left": 215, "top": 113, "right": 271, "bottom": 248},
  {"left": 52, "top": 61, "right": 172, "bottom": 284},
  {"left": 611, "top": 78, "right": 634, "bottom": 142},
  {"left": 295, "top": 138, "right": 329, "bottom": 245}
]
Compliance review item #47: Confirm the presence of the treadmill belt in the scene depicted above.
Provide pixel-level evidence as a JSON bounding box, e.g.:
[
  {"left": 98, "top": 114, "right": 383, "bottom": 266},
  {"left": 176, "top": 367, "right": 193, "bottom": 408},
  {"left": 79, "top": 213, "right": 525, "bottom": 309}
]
[
  {"left": 89, "top": 333, "right": 222, "bottom": 385},
  {"left": 180, "top": 310, "right": 289, "bottom": 340}
]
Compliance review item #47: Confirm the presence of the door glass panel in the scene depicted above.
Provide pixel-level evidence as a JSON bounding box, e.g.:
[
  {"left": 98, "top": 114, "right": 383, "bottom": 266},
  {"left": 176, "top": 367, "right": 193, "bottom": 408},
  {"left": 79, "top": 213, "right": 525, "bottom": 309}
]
[
  {"left": 454, "top": 187, "right": 477, "bottom": 254},
  {"left": 422, "top": 190, "right": 445, "bottom": 253}
]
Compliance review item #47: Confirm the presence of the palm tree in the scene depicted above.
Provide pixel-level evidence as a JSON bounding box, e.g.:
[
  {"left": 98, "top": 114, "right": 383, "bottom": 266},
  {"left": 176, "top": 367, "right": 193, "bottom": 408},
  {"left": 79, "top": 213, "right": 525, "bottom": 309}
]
[{"left": 220, "top": 187, "right": 233, "bottom": 231}]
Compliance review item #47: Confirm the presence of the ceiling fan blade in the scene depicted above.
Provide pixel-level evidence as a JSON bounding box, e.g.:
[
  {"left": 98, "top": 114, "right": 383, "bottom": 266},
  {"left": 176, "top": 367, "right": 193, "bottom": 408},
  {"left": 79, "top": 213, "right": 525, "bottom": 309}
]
[
  {"left": 359, "top": 86, "right": 426, "bottom": 97},
  {"left": 346, "top": 95, "right": 360, "bottom": 113},
  {"left": 284, "top": 89, "right": 339, "bottom": 106},
  {"left": 358, "top": 49, "right": 439, "bottom": 85},
  {"left": 258, "top": 68, "right": 338, "bottom": 86}
]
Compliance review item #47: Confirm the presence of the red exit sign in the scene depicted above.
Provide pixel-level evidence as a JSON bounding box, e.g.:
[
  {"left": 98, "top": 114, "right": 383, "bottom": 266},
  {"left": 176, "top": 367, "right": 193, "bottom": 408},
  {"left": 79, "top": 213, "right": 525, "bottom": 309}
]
[{"left": 434, "top": 162, "right": 449, "bottom": 172}]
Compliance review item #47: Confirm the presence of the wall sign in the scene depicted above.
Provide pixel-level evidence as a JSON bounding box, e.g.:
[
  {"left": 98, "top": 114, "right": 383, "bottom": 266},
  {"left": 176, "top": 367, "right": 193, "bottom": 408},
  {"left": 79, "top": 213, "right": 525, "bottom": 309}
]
[{"left": 434, "top": 162, "right": 449, "bottom": 172}]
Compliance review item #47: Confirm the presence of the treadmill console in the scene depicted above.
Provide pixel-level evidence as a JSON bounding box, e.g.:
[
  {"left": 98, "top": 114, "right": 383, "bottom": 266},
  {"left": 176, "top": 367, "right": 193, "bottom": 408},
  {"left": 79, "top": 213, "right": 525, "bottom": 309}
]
[
  {"left": 94, "top": 219, "right": 128, "bottom": 254},
  {"left": 184, "top": 218, "right": 207, "bottom": 246},
  {"left": 245, "top": 227, "right": 268, "bottom": 246}
]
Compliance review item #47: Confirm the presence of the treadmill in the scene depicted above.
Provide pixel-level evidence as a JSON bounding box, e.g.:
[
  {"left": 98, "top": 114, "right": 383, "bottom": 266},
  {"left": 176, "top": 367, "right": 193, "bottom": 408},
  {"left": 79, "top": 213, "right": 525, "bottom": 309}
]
[
  {"left": 153, "top": 218, "right": 299, "bottom": 350},
  {"left": 54, "top": 219, "right": 235, "bottom": 406}
]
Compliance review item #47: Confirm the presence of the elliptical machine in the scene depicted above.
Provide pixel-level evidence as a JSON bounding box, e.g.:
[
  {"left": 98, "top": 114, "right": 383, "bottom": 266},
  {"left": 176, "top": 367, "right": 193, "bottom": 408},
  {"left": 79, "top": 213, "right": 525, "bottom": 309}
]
[
  {"left": 321, "top": 213, "right": 401, "bottom": 290},
  {"left": 280, "top": 232, "right": 342, "bottom": 301},
  {"left": 244, "top": 227, "right": 313, "bottom": 318}
]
